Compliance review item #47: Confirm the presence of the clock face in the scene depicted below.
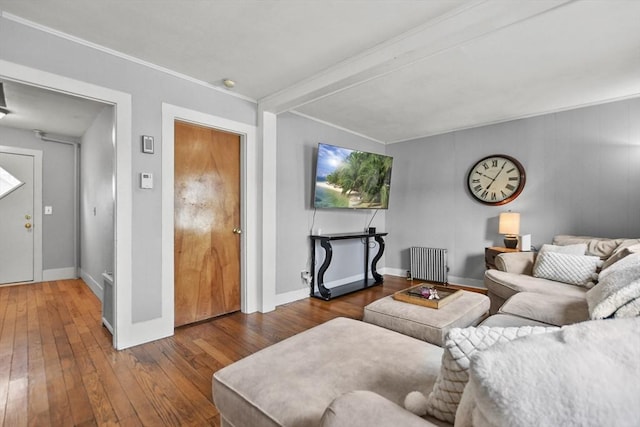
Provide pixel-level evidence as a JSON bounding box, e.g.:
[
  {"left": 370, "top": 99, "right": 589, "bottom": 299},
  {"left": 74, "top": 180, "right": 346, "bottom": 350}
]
[{"left": 467, "top": 155, "right": 525, "bottom": 205}]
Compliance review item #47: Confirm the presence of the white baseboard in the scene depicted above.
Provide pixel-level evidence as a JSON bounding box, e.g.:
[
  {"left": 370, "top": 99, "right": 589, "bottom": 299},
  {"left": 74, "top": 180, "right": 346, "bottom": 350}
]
[
  {"left": 275, "top": 273, "right": 376, "bottom": 306},
  {"left": 79, "top": 269, "right": 104, "bottom": 301},
  {"left": 273, "top": 270, "right": 485, "bottom": 307},
  {"left": 384, "top": 268, "right": 486, "bottom": 289},
  {"left": 448, "top": 275, "right": 486, "bottom": 289},
  {"left": 42, "top": 267, "right": 77, "bottom": 281},
  {"left": 275, "top": 287, "right": 309, "bottom": 306},
  {"left": 383, "top": 267, "right": 408, "bottom": 277}
]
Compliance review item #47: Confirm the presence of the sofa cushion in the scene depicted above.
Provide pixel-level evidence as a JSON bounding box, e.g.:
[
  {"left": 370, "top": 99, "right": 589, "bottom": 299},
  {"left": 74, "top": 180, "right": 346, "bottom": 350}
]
[
  {"left": 458, "top": 317, "right": 640, "bottom": 427},
  {"left": 601, "top": 242, "right": 640, "bottom": 270},
  {"left": 320, "top": 391, "right": 447, "bottom": 427},
  {"left": 586, "top": 253, "right": 640, "bottom": 320},
  {"left": 425, "top": 325, "right": 557, "bottom": 424},
  {"left": 498, "top": 292, "right": 589, "bottom": 326},
  {"left": 494, "top": 251, "right": 536, "bottom": 275},
  {"left": 213, "top": 317, "right": 444, "bottom": 427},
  {"left": 552, "top": 235, "right": 623, "bottom": 259},
  {"left": 485, "top": 269, "right": 588, "bottom": 301},
  {"left": 532, "top": 252, "right": 601, "bottom": 288},
  {"left": 479, "top": 313, "right": 551, "bottom": 327}
]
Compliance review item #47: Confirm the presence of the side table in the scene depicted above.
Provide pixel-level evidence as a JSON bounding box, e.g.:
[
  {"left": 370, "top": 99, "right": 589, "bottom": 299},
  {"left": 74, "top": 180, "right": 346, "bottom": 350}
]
[{"left": 485, "top": 246, "right": 520, "bottom": 270}]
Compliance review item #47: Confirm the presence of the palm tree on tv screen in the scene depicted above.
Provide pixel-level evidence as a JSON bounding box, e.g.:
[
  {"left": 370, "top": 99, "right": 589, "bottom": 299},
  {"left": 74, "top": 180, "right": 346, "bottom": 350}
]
[{"left": 326, "top": 152, "right": 392, "bottom": 207}]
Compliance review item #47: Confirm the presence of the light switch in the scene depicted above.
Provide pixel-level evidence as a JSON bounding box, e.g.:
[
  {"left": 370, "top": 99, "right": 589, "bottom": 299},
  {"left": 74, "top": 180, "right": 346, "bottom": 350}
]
[{"left": 44, "top": 206, "right": 53, "bottom": 215}]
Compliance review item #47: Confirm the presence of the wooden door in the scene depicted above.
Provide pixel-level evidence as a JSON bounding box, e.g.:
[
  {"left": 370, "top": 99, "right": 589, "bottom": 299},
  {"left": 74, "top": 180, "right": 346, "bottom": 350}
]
[
  {"left": 0, "top": 150, "right": 35, "bottom": 284},
  {"left": 174, "top": 121, "right": 241, "bottom": 327}
]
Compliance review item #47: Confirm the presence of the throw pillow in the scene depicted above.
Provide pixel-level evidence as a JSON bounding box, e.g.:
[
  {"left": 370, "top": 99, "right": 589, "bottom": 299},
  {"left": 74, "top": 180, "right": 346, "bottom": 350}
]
[
  {"left": 601, "top": 243, "right": 640, "bottom": 271},
  {"left": 532, "top": 243, "right": 587, "bottom": 275},
  {"left": 586, "top": 254, "right": 640, "bottom": 319},
  {"left": 532, "top": 252, "right": 602, "bottom": 288},
  {"left": 424, "top": 325, "right": 558, "bottom": 424},
  {"left": 598, "top": 250, "right": 640, "bottom": 282},
  {"left": 537, "top": 243, "right": 587, "bottom": 256}
]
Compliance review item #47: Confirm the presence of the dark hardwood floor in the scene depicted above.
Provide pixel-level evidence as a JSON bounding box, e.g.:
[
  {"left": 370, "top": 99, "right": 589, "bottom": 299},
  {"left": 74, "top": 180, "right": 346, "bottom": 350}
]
[{"left": 0, "top": 275, "right": 433, "bottom": 426}]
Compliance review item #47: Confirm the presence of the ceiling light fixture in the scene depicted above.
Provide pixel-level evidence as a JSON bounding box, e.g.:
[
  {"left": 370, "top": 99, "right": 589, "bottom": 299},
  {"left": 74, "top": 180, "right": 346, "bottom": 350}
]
[{"left": 222, "top": 79, "right": 236, "bottom": 89}]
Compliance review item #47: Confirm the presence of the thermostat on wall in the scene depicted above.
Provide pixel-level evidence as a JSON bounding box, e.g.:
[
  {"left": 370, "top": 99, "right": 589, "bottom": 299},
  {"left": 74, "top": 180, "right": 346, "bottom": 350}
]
[{"left": 140, "top": 172, "right": 153, "bottom": 189}]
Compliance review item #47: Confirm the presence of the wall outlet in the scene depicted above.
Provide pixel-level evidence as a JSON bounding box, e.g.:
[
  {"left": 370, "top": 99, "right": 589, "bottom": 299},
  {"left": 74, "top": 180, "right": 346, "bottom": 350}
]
[{"left": 301, "top": 270, "right": 311, "bottom": 284}]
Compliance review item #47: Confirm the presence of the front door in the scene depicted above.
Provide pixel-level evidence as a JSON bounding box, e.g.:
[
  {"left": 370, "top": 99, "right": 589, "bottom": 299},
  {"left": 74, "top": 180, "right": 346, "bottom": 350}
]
[
  {"left": 0, "top": 150, "right": 35, "bottom": 284},
  {"left": 174, "top": 121, "right": 241, "bottom": 327}
]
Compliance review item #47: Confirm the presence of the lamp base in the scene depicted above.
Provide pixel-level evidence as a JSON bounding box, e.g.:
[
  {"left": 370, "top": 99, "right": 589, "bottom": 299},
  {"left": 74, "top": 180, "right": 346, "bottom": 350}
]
[{"left": 503, "top": 235, "right": 518, "bottom": 249}]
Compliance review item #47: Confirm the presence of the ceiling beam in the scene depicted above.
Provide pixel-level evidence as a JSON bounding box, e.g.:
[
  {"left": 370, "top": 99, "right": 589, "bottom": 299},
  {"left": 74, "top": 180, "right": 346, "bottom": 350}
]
[{"left": 259, "top": 0, "right": 575, "bottom": 114}]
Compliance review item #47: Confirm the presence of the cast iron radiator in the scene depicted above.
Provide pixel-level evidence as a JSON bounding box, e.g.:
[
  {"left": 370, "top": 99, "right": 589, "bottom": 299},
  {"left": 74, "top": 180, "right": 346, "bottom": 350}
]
[{"left": 410, "top": 247, "right": 449, "bottom": 284}]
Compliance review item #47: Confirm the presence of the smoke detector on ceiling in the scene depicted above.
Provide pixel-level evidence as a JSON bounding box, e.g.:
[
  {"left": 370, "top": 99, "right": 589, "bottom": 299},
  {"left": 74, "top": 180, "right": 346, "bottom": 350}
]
[{"left": 222, "top": 79, "right": 236, "bottom": 89}]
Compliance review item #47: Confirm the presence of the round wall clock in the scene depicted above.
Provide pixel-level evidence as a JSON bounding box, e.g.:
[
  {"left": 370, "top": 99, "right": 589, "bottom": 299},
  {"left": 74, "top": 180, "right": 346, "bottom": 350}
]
[{"left": 467, "top": 154, "right": 525, "bottom": 205}]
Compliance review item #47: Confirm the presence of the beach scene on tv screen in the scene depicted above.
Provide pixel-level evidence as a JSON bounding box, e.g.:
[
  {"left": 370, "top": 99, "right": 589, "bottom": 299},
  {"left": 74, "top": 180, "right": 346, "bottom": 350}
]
[{"left": 314, "top": 144, "right": 392, "bottom": 209}]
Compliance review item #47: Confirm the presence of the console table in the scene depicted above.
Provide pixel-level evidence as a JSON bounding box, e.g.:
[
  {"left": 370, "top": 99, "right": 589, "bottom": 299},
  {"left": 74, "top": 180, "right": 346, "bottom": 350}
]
[{"left": 309, "top": 232, "right": 388, "bottom": 300}]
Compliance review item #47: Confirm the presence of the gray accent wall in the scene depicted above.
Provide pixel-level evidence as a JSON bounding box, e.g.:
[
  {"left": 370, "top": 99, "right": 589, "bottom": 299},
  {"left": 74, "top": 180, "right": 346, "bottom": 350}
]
[
  {"left": 276, "top": 113, "right": 387, "bottom": 296},
  {"left": 0, "top": 126, "right": 75, "bottom": 270},
  {"left": 386, "top": 98, "right": 640, "bottom": 286},
  {"left": 0, "top": 16, "right": 256, "bottom": 322},
  {"left": 80, "top": 105, "right": 115, "bottom": 298}
]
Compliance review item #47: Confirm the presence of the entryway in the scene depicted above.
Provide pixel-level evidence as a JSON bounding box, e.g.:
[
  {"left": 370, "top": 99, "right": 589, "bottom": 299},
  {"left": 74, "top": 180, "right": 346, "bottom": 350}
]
[{"left": 173, "top": 120, "right": 242, "bottom": 327}]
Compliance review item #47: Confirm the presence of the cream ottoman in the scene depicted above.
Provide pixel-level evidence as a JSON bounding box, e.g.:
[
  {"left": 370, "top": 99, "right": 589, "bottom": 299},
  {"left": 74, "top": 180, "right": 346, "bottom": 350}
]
[
  {"left": 212, "top": 317, "right": 445, "bottom": 427},
  {"left": 363, "top": 290, "right": 490, "bottom": 346}
]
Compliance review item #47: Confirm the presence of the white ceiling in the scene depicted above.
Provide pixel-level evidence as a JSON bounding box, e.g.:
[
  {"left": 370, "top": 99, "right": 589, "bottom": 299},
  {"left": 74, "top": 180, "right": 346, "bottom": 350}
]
[
  {"left": 0, "top": 0, "right": 639, "bottom": 143},
  {"left": 0, "top": 79, "right": 107, "bottom": 138}
]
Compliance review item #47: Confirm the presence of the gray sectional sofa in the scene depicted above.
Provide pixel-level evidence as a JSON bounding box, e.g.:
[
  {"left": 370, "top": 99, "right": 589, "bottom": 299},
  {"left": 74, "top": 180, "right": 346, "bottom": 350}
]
[
  {"left": 485, "top": 234, "right": 640, "bottom": 321},
  {"left": 212, "top": 235, "right": 640, "bottom": 427}
]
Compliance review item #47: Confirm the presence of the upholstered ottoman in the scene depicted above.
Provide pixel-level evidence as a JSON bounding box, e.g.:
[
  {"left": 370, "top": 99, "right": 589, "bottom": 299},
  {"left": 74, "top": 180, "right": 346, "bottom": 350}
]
[
  {"left": 212, "top": 317, "right": 445, "bottom": 427},
  {"left": 363, "top": 290, "right": 490, "bottom": 346}
]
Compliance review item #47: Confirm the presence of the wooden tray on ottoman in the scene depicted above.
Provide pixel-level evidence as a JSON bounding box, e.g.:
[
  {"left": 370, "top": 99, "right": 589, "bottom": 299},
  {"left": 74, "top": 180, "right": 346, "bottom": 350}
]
[{"left": 393, "top": 284, "right": 463, "bottom": 309}]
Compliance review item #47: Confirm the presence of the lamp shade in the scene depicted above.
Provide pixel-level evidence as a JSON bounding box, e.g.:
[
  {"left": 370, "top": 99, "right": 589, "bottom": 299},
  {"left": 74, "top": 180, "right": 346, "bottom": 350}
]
[{"left": 499, "top": 212, "right": 520, "bottom": 235}]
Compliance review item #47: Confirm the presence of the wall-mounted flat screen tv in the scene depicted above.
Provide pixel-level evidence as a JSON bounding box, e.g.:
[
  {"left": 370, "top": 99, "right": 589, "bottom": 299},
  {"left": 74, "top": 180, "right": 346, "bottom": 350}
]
[{"left": 313, "top": 143, "right": 393, "bottom": 209}]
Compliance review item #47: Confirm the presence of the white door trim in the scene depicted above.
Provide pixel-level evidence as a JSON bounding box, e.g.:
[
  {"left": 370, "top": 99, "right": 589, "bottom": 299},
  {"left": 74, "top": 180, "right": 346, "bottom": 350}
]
[
  {"left": 162, "top": 103, "right": 259, "bottom": 334},
  {"left": 0, "top": 145, "right": 43, "bottom": 284},
  {"left": 0, "top": 60, "right": 133, "bottom": 350}
]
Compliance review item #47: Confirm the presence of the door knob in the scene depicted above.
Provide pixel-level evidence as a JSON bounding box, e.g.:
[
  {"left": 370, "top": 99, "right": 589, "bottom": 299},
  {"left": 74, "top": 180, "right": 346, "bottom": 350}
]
[
  {"left": 25, "top": 223, "right": 32, "bottom": 229},
  {"left": 233, "top": 227, "right": 242, "bottom": 234}
]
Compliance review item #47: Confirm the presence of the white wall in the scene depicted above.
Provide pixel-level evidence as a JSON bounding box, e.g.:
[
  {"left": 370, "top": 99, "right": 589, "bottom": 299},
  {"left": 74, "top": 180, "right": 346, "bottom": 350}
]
[
  {"left": 0, "top": 15, "right": 256, "bottom": 324},
  {"left": 80, "top": 105, "right": 114, "bottom": 298},
  {"left": 275, "top": 113, "right": 387, "bottom": 301},
  {"left": 0, "top": 127, "right": 75, "bottom": 273},
  {"left": 386, "top": 97, "right": 640, "bottom": 287}
]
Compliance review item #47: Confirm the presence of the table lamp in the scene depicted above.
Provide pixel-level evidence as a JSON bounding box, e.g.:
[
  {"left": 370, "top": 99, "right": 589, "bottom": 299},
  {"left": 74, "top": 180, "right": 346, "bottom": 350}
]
[{"left": 499, "top": 212, "right": 520, "bottom": 249}]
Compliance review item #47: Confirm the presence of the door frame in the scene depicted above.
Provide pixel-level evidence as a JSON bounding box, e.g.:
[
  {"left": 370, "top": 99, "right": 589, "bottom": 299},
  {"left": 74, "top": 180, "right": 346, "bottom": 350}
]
[
  {"left": 0, "top": 145, "right": 43, "bottom": 284},
  {"left": 162, "top": 103, "right": 258, "bottom": 329},
  {"left": 0, "top": 60, "right": 133, "bottom": 350}
]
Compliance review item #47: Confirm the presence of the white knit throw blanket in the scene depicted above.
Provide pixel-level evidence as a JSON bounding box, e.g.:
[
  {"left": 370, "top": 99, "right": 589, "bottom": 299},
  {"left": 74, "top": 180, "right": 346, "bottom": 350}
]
[
  {"left": 457, "top": 317, "right": 640, "bottom": 427},
  {"left": 586, "top": 253, "right": 640, "bottom": 319}
]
